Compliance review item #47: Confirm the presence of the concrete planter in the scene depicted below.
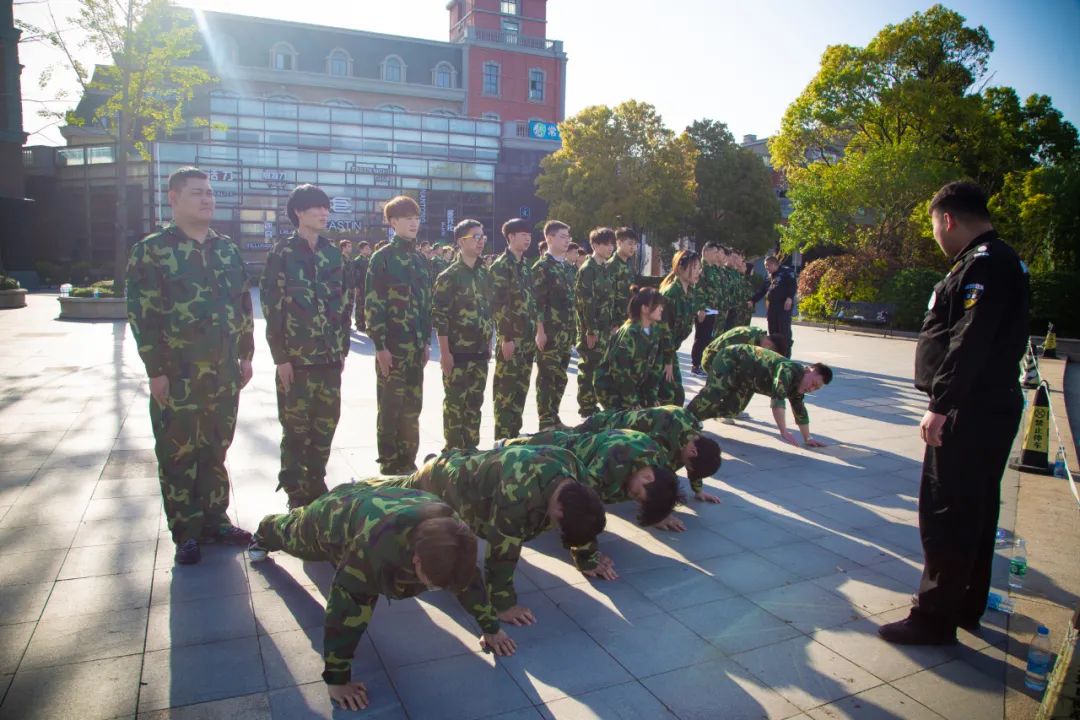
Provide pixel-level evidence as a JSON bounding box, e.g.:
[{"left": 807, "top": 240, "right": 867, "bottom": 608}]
[
  {"left": 0, "top": 289, "right": 27, "bottom": 309},
  {"left": 58, "top": 296, "right": 128, "bottom": 320}
]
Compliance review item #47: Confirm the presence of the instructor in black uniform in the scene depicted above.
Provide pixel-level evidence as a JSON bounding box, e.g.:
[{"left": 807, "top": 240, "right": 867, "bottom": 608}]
[
  {"left": 879, "top": 181, "right": 1029, "bottom": 646},
  {"left": 751, "top": 256, "right": 796, "bottom": 356}
]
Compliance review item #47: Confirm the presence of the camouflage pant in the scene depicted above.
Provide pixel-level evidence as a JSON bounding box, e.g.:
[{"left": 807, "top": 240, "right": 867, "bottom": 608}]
[
  {"left": 575, "top": 335, "right": 607, "bottom": 417},
  {"left": 256, "top": 508, "right": 331, "bottom": 562},
  {"left": 657, "top": 357, "right": 686, "bottom": 406},
  {"left": 150, "top": 378, "right": 239, "bottom": 544},
  {"left": 686, "top": 370, "right": 752, "bottom": 421},
  {"left": 276, "top": 363, "right": 340, "bottom": 504},
  {"left": 493, "top": 342, "right": 534, "bottom": 440},
  {"left": 376, "top": 347, "right": 424, "bottom": 474},
  {"left": 534, "top": 344, "right": 572, "bottom": 428},
  {"left": 354, "top": 291, "right": 366, "bottom": 332},
  {"left": 443, "top": 356, "right": 489, "bottom": 451}
]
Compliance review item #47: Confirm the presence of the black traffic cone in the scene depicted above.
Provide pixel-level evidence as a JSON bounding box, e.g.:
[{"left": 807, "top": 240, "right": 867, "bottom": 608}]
[
  {"left": 1042, "top": 323, "right": 1057, "bottom": 359},
  {"left": 1020, "top": 341, "right": 1040, "bottom": 389},
  {"left": 1009, "top": 382, "right": 1054, "bottom": 475}
]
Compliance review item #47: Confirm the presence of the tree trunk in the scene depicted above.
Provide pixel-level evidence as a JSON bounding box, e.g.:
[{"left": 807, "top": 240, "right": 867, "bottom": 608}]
[{"left": 113, "top": 111, "right": 128, "bottom": 289}]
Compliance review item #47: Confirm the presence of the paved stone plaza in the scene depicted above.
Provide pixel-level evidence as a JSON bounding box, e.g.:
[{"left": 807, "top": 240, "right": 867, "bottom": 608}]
[{"left": 0, "top": 293, "right": 1054, "bottom": 719}]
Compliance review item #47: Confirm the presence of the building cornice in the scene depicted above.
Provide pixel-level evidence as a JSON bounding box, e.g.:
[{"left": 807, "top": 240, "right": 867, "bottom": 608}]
[{"left": 215, "top": 64, "right": 467, "bottom": 102}]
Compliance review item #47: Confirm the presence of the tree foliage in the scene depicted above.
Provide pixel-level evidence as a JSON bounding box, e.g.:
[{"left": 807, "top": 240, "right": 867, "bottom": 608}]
[
  {"left": 684, "top": 119, "right": 779, "bottom": 257},
  {"left": 771, "top": 4, "right": 1078, "bottom": 269}
]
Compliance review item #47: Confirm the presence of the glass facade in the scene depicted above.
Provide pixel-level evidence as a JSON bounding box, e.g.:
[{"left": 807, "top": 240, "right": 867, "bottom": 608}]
[{"left": 153, "top": 96, "right": 500, "bottom": 259}]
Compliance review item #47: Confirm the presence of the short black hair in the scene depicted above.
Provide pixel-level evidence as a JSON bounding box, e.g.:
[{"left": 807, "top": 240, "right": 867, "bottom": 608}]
[
  {"left": 544, "top": 220, "right": 570, "bottom": 236},
  {"left": 703, "top": 241, "right": 724, "bottom": 251},
  {"left": 557, "top": 482, "right": 606, "bottom": 547},
  {"left": 286, "top": 184, "right": 330, "bottom": 227},
  {"left": 930, "top": 181, "right": 991, "bottom": 221},
  {"left": 589, "top": 227, "right": 616, "bottom": 247},
  {"left": 454, "top": 219, "right": 482, "bottom": 239},
  {"left": 685, "top": 436, "right": 721, "bottom": 483},
  {"left": 766, "top": 333, "right": 790, "bottom": 357},
  {"left": 567, "top": 242, "right": 582, "bottom": 254},
  {"left": 764, "top": 255, "right": 779, "bottom": 265},
  {"left": 168, "top": 167, "right": 207, "bottom": 193},
  {"left": 638, "top": 465, "right": 681, "bottom": 527},
  {"left": 809, "top": 362, "right": 833, "bottom": 384},
  {"left": 502, "top": 218, "right": 531, "bottom": 238},
  {"left": 615, "top": 227, "right": 637, "bottom": 242},
  {"left": 356, "top": 241, "right": 370, "bottom": 250}
]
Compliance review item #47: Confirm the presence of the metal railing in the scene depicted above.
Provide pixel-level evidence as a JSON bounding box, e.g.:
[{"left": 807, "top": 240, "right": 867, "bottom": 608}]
[{"left": 451, "top": 24, "right": 561, "bottom": 52}]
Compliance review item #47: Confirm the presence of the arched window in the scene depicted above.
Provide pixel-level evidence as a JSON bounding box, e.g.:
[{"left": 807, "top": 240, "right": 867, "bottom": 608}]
[
  {"left": 265, "top": 94, "right": 299, "bottom": 119},
  {"left": 270, "top": 42, "right": 297, "bottom": 71},
  {"left": 327, "top": 48, "right": 351, "bottom": 77},
  {"left": 324, "top": 98, "right": 356, "bottom": 107},
  {"left": 432, "top": 61, "right": 456, "bottom": 89},
  {"left": 378, "top": 104, "right": 406, "bottom": 113},
  {"left": 380, "top": 55, "right": 406, "bottom": 83},
  {"left": 430, "top": 109, "right": 458, "bottom": 117}
]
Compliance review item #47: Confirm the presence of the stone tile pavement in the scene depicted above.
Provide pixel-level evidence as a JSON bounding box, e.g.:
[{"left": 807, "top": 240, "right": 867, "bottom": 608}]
[{"left": 0, "top": 293, "right": 1047, "bottom": 719}]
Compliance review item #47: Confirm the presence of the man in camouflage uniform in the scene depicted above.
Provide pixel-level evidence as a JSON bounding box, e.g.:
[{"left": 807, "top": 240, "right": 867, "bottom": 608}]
[
  {"left": 375, "top": 445, "right": 607, "bottom": 626},
  {"left": 723, "top": 249, "right": 756, "bottom": 330},
  {"left": 688, "top": 345, "right": 832, "bottom": 447},
  {"left": 248, "top": 483, "right": 515, "bottom": 711},
  {"left": 607, "top": 227, "right": 638, "bottom": 330},
  {"left": 574, "top": 227, "right": 617, "bottom": 418},
  {"left": 702, "top": 325, "right": 790, "bottom": 425},
  {"left": 434, "top": 219, "right": 493, "bottom": 451},
  {"left": 532, "top": 220, "right": 577, "bottom": 429},
  {"left": 366, "top": 196, "right": 432, "bottom": 474},
  {"left": 576, "top": 405, "right": 723, "bottom": 503},
  {"left": 126, "top": 167, "right": 254, "bottom": 565},
  {"left": 690, "top": 242, "right": 729, "bottom": 376},
  {"left": 351, "top": 241, "right": 372, "bottom": 332},
  {"left": 490, "top": 218, "right": 537, "bottom": 440},
  {"left": 261, "top": 185, "right": 351, "bottom": 509}
]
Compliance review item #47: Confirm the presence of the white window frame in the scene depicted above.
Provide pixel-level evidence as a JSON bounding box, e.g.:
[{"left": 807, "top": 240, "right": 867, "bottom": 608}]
[
  {"left": 270, "top": 42, "right": 298, "bottom": 71},
  {"left": 482, "top": 62, "right": 501, "bottom": 97},
  {"left": 378, "top": 104, "right": 406, "bottom": 113},
  {"left": 500, "top": 0, "right": 520, "bottom": 15},
  {"left": 528, "top": 68, "right": 545, "bottom": 102},
  {"left": 324, "top": 98, "right": 356, "bottom": 107},
  {"left": 326, "top": 48, "right": 352, "bottom": 77},
  {"left": 432, "top": 61, "right": 457, "bottom": 89},
  {"left": 380, "top": 54, "right": 407, "bottom": 83}
]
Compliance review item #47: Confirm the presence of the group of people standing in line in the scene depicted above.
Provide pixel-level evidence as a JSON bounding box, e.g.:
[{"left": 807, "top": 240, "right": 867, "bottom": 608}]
[{"left": 126, "top": 166, "right": 841, "bottom": 709}]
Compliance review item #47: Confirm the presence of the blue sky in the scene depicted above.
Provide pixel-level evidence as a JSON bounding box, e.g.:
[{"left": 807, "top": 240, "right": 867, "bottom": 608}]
[{"left": 16, "top": 0, "right": 1080, "bottom": 146}]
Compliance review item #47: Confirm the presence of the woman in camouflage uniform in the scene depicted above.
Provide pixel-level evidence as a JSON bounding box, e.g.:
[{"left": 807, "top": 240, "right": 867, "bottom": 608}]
[
  {"left": 657, "top": 250, "right": 702, "bottom": 406},
  {"left": 594, "top": 286, "right": 664, "bottom": 411}
]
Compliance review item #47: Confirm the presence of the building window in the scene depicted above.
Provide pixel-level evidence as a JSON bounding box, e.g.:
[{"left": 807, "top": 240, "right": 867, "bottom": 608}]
[
  {"left": 432, "top": 61, "right": 456, "bottom": 89},
  {"left": 379, "top": 104, "right": 406, "bottom": 113},
  {"left": 218, "top": 35, "right": 239, "bottom": 65},
  {"left": 327, "top": 49, "right": 351, "bottom": 77},
  {"left": 270, "top": 42, "right": 297, "bottom": 71},
  {"left": 528, "top": 68, "right": 545, "bottom": 102},
  {"left": 381, "top": 55, "right": 406, "bottom": 83},
  {"left": 501, "top": 18, "right": 520, "bottom": 44},
  {"left": 501, "top": 0, "right": 520, "bottom": 14},
  {"left": 430, "top": 109, "right": 458, "bottom": 117},
  {"left": 482, "top": 62, "right": 500, "bottom": 96},
  {"left": 324, "top": 98, "right": 355, "bottom": 107},
  {"left": 481, "top": 112, "right": 500, "bottom": 123}
]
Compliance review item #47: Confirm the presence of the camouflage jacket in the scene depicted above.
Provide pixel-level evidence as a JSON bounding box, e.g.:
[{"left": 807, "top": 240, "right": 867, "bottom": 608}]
[
  {"left": 659, "top": 279, "right": 696, "bottom": 365},
  {"left": 432, "top": 258, "right": 493, "bottom": 356},
  {"left": 689, "top": 344, "right": 809, "bottom": 425},
  {"left": 574, "top": 255, "right": 614, "bottom": 341},
  {"left": 364, "top": 237, "right": 432, "bottom": 355},
  {"left": 396, "top": 445, "right": 585, "bottom": 611},
  {"left": 606, "top": 253, "right": 636, "bottom": 331},
  {"left": 594, "top": 320, "right": 662, "bottom": 411},
  {"left": 724, "top": 267, "right": 755, "bottom": 325},
  {"left": 260, "top": 233, "right": 350, "bottom": 367},
  {"left": 701, "top": 326, "right": 768, "bottom": 368},
  {"left": 532, "top": 254, "right": 577, "bottom": 351},
  {"left": 694, "top": 263, "right": 727, "bottom": 314},
  {"left": 429, "top": 256, "right": 450, "bottom": 287},
  {"left": 489, "top": 250, "right": 537, "bottom": 342},
  {"left": 126, "top": 225, "right": 254, "bottom": 393},
  {"left": 576, "top": 405, "right": 704, "bottom": 491},
  {"left": 289, "top": 483, "right": 497, "bottom": 685}
]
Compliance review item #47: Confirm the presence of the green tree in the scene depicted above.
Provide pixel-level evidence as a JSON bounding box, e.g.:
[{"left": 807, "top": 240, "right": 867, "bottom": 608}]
[
  {"left": 20, "top": 0, "right": 215, "bottom": 286},
  {"left": 991, "top": 158, "right": 1080, "bottom": 272},
  {"left": 536, "top": 100, "right": 696, "bottom": 261},
  {"left": 683, "top": 119, "right": 780, "bottom": 257}
]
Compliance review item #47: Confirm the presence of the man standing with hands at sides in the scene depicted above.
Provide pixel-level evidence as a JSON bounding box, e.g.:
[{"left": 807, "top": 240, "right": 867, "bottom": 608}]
[
  {"left": 126, "top": 167, "right": 254, "bottom": 565},
  {"left": 879, "top": 182, "right": 1029, "bottom": 646},
  {"left": 261, "top": 185, "right": 351, "bottom": 510},
  {"left": 351, "top": 240, "right": 372, "bottom": 333},
  {"left": 608, "top": 227, "right": 638, "bottom": 333},
  {"left": 724, "top": 249, "right": 755, "bottom": 330},
  {"left": 366, "top": 196, "right": 432, "bottom": 474},
  {"left": 433, "top": 219, "right": 493, "bottom": 451},
  {"left": 575, "top": 227, "right": 617, "bottom": 418},
  {"left": 533, "top": 221, "right": 577, "bottom": 430},
  {"left": 751, "top": 255, "right": 797, "bottom": 356},
  {"left": 490, "top": 218, "right": 537, "bottom": 441},
  {"left": 690, "top": 242, "right": 728, "bottom": 377}
]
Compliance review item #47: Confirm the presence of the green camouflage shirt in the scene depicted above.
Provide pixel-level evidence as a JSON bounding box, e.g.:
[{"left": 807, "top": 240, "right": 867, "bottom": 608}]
[
  {"left": 431, "top": 258, "right": 493, "bottom": 355},
  {"left": 574, "top": 255, "right": 614, "bottom": 341},
  {"left": 126, "top": 225, "right": 254, "bottom": 392},
  {"left": 594, "top": 320, "right": 662, "bottom": 411},
  {"left": 724, "top": 267, "right": 755, "bottom": 325},
  {"left": 606, "top": 253, "right": 636, "bottom": 331},
  {"left": 364, "top": 237, "right": 432, "bottom": 354},
  {"left": 701, "top": 325, "right": 768, "bottom": 368},
  {"left": 489, "top": 250, "right": 537, "bottom": 342},
  {"left": 282, "top": 483, "right": 497, "bottom": 685},
  {"left": 429, "top": 256, "right": 450, "bottom": 287},
  {"left": 688, "top": 344, "right": 809, "bottom": 425},
  {"left": 694, "top": 263, "right": 727, "bottom": 314},
  {"left": 260, "top": 233, "right": 351, "bottom": 366},
  {"left": 659, "top": 279, "right": 696, "bottom": 365},
  {"left": 533, "top": 254, "right": 577, "bottom": 350}
]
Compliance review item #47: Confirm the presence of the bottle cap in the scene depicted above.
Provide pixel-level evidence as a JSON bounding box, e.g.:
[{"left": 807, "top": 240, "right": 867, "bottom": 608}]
[{"left": 1037, "top": 626, "right": 1049, "bottom": 635}]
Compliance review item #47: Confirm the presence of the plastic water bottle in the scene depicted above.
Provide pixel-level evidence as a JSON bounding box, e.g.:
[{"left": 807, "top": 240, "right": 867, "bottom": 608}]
[
  {"left": 1009, "top": 538, "right": 1028, "bottom": 590},
  {"left": 994, "top": 528, "right": 1012, "bottom": 549},
  {"left": 986, "top": 592, "right": 1014, "bottom": 614},
  {"left": 1024, "top": 625, "right": 1052, "bottom": 691},
  {"left": 1053, "top": 449, "right": 1067, "bottom": 478}
]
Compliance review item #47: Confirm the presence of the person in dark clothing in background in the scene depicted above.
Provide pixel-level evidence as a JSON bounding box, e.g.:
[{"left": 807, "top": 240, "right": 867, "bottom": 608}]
[
  {"left": 879, "top": 181, "right": 1029, "bottom": 646},
  {"left": 750, "top": 255, "right": 796, "bottom": 356}
]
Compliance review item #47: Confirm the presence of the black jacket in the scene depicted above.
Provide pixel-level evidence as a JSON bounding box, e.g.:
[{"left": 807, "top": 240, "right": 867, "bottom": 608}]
[{"left": 751, "top": 265, "right": 796, "bottom": 310}]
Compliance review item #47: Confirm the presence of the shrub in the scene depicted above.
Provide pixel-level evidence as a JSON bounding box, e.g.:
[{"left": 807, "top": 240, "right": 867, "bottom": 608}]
[
  {"left": 1030, "top": 270, "right": 1080, "bottom": 337},
  {"left": 70, "top": 280, "right": 121, "bottom": 298},
  {"left": 879, "top": 268, "right": 942, "bottom": 331},
  {"left": 796, "top": 258, "right": 830, "bottom": 298},
  {"left": 796, "top": 252, "right": 896, "bottom": 321},
  {"left": 0, "top": 275, "right": 20, "bottom": 291}
]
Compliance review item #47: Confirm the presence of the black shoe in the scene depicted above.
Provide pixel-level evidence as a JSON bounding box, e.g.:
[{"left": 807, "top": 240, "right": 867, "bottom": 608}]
[
  {"left": 175, "top": 538, "right": 201, "bottom": 565},
  {"left": 958, "top": 618, "right": 982, "bottom": 633},
  {"left": 207, "top": 525, "right": 252, "bottom": 546},
  {"left": 691, "top": 366, "right": 706, "bottom": 377},
  {"left": 423, "top": 453, "right": 437, "bottom": 463},
  {"left": 878, "top": 615, "right": 957, "bottom": 646}
]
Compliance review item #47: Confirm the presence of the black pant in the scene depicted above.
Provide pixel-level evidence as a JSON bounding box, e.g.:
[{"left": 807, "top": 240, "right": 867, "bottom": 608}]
[
  {"left": 767, "top": 307, "right": 793, "bottom": 357},
  {"left": 912, "top": 393, "right": 1022, "bottom": 629},
  {"left": 691, "top": 314, "right": 716, "bottom": 369}
]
